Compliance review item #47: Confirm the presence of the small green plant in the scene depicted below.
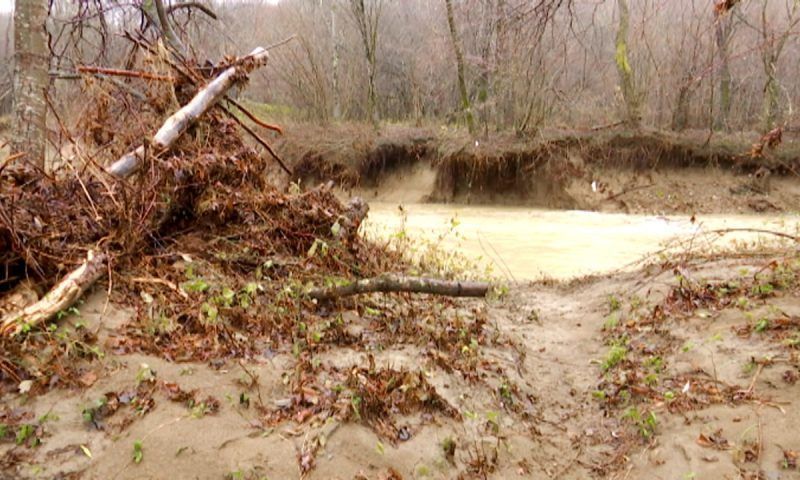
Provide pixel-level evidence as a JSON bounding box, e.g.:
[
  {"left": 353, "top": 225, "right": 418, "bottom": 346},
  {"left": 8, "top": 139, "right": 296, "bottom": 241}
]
[
  {"left": 307, "top": 238, "right": 329, "bottom": 258},
  {"left": 56, "top": 306, "right": 81, "bottom": 320},
  {"left": 183, "top": 278, "right": 209, "bottom": 293},
  {"left": 742, "top": 359, "right": 757, "bottom": 374},
  {"left": 441, "top": 436, "right": 456, "bottom": 462},
  {"left": 603, "top": 312, "right": 620, "bottom": 330},
  {"left": 135, "top": 364, "right": 156, "bottom": 384},
  {"left": 601, "top": 344, "right": 627, "bottom": 371},
  {"left": 227, "top": 470, "right": 245, "bottom": 480},
  {"left": 607, "top": 294, "right": 622, "bottom": 312},
  {"left": 736, "top": 296, "right": 750, "bottom": 309},
  {"left": 754, "top": 318, "right": 770, "bottom": 333},
  {"left": 622, "top": 407, "right": 657, "bottom": 439},
  {"left": 15, "top": 424, "right": 37, "bottom": 446},
  {"left": 751, "top": 283, "right": 775, "bottom": 296},
  {"left": 644, "top": 356, "right": 664, "bottom": 372},
  {"left": 498, "top": 381, "right": 513, "bottom": 405},
  {"left": 591, "top": 390, "right": 606, "bottom": 401},
  {"left": 200, "top": 302, "right": 219, "bottom": 325},
  {"left": 350, "top": 395, "right": 362, "bottom": 421},
  {"left": 485, "top": 411, "right": 500, "bottom": 433},
  {"left": 132, "top": 440, "right": 144, "bottom": 464}
]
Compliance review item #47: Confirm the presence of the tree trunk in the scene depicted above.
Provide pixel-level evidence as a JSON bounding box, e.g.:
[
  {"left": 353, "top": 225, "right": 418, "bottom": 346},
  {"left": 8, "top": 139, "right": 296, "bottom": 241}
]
[
  {"left": 444, "top": 0, "right": 475, "bottom": 135},
  {"left": 671, "top": 72, "right": 693, "bottom": 131},
  {"left": 714, "top": 12, "right": 733, "bottom": 131},
  {"left": 614, "top": 0, "right": 639, "bottom": 128},
  {"left": 331, "top": 4, "right": 341, "bottom": 120},
  {"left": 762, "top": 57, "right": 780, "bottom": 131},
  {"left": 11, "top": 0, "right": 48, "bottom": 169},
  {"left": 349, "top": 0, "right": 381, "bottom": 129}
]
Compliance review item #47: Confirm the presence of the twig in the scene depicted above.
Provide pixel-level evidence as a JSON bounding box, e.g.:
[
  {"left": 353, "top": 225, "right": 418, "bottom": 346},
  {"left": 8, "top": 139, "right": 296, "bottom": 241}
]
[
  {"left": 238, "top": 360, "right": 264, "bottom": 407},
  {"left": 264, "top": 35, "right": 297, "bottom": 51},
  {"left": 745, "top": 363, "right": 765, "bottom": 395},
  {"left": 708, "top": 228, "right": 798, "bottom": 242},
  {"left": 166, "top": 1, "right": 218, "bottom": 19},
  {"left": 606, "top": 183, "right": 655, "bottom": 201},
  {"left": 0, "top": 152, "right": 26, "bottom": 177},
  {"left": 77, "top": 65, "right": 175, "bottom": 82},
  {"left": 225, "top": 96, "right": 284, "bottom": 134},
  {"left": 219, "top": 106, "right": 292, "bottom": 175}
]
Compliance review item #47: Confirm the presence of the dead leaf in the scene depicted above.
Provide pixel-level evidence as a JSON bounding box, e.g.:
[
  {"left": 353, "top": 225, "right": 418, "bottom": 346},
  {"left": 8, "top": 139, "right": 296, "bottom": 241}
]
[
  {"left": 79, "top": 371, "right": 98, "bottom": 387},
  {"left": 783, "top": 449, "right": 798, "bottom": 469},
  {"left": 697, "top": 430, "right": 732, "bottom": 450}
]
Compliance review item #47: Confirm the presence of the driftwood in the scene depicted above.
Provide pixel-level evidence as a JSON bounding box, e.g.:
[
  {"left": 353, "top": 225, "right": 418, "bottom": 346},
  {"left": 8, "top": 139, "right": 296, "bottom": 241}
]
[
  {"left": 0, "top": 252, "right": 107, "bottom": 335},
  {"left": 107, "top": 47, "right": 269, "bottom": 178},
  {"left": 307, "top": 274, "right": 490, "bottom": 300},
  {"left": 1, "top": 48, "right": 271, "bottom": 336}
]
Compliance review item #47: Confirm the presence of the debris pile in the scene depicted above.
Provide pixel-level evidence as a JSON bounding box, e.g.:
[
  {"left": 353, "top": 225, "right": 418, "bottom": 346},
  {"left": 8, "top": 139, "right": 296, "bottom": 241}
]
[{"left": 0, "top": 44, "right": 403, "bottom": 385}]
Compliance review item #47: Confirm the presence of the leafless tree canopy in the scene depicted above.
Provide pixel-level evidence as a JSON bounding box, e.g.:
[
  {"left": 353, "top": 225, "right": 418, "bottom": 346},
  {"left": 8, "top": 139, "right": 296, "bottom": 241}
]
[{"left": 1, "top": 0, "right": 800, "bottom": 133}]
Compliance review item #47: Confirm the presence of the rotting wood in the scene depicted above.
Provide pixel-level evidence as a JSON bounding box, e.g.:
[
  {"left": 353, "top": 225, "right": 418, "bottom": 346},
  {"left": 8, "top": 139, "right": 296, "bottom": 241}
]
[
  {"left": 1, "top": 47, "right": 272, "bottom": 337},
  {"left": 0, "top": 251, "right": 107, "bottom": 336},
  {"left": 107, "top": 47, "right": 270, "bottom": 178},
  {"left": 307, "top": 274, "right": 490, "bottom": 300}
]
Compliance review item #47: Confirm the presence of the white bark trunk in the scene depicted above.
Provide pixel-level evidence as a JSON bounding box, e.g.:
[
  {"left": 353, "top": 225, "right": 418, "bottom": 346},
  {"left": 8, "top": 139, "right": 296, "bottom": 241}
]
[
  {"left": 0, "top": 252, "right": 107, "bottom": 335},
  {"left": 107, "top": 47, "right": 269, "bottom": 178}
]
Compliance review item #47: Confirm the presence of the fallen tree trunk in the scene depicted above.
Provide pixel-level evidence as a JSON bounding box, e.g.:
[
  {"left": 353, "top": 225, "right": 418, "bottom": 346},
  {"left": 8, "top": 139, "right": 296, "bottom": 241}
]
[
  {"left": 0, "top": 252, "right": 107, "bottom": 335},
  {"left": 107, "top": 47, "right": 269, "bottom": 178},
  {"left": 307, "top": 274, "right": 490, "bottom": 300},
  {"left": 1, "top": 48, "right": 271, "bottom": 337}
]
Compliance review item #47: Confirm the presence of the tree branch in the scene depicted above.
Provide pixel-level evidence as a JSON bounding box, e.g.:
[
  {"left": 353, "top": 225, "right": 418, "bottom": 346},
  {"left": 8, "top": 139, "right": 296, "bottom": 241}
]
[{"left": 307, "top": 274, "right": 490, "bottom": 300}]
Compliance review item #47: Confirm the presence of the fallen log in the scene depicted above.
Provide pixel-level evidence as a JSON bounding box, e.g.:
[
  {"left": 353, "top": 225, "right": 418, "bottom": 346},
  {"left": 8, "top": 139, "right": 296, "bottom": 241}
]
[
  {"left": 307, "top": 274, "right": 490, "bottom": 301},
  {"left": 1, "top": 47, "right": 272, "bottom": 336},
  {"left": 107, "top": 47, "right": 269, "bottom": 178},
  {"left": 0, "top": 252, "right": 107, "bottom": 335}
]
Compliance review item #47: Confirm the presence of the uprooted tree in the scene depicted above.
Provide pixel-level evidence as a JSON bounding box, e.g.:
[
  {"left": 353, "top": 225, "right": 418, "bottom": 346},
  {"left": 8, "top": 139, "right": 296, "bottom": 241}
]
[{"left": 0, "top": 2, "right": 488, "bottom": 341}]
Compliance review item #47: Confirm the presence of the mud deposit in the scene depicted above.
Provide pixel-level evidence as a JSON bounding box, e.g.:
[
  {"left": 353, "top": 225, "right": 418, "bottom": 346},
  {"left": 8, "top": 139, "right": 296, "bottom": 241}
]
[{"left": 2, "top": 251, "right": 800, "bottom": 479}]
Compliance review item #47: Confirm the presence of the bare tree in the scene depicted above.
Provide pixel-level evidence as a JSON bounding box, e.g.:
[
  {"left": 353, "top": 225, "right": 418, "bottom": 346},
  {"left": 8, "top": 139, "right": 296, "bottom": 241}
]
[
  {"left": 348, "top": 0, "right": 382, "bottom": 128},
  {"left": 755, "top": 0, "right": 799, "bottom": 130},
  {"left": 444, "top": 0, "right": 475, "bottom": 134},
  {"left": 614, "top": 0, "right": 640, "bottom": 128},
  {"left": 714, "top": 2, "right": 737, "bottom": 130},
  {"left": 11, "top": 0, "right": 48, "bottom": 168}
]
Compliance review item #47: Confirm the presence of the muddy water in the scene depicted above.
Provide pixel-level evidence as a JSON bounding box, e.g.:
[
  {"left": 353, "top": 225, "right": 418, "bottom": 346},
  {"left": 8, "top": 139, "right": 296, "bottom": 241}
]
[{"left": 363, "top": 202, "right": 798, "bottom": 280}]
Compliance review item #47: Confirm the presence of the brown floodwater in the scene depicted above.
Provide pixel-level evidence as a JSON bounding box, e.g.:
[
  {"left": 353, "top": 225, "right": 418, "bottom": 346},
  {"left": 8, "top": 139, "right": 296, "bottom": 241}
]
[{"left": 363, "top": 202, "right": 799, "bottom": 281}]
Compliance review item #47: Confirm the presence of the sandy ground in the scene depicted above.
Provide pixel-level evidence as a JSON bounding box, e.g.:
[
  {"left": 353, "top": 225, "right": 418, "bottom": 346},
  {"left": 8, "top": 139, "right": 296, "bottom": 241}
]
[{"left": 2, "top": 253, "right": 799, "bottom": 480}]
